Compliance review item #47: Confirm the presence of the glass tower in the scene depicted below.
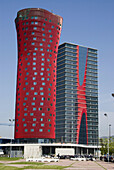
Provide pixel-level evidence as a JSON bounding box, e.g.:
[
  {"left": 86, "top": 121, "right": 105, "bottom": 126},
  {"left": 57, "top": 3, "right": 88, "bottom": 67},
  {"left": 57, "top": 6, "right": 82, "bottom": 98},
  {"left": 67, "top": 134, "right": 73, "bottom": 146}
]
[
  {"left": 56, "top": 43, "right": 98, "bottom": 145},
  {"left": 14, "top": 8, "right": 62, "bottom": 142}
]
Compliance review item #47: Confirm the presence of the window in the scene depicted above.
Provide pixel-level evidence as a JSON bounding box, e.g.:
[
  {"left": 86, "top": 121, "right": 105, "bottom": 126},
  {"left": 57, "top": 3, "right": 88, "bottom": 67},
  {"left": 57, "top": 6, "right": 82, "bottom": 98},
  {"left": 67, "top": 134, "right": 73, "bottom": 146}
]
[
  {"left": 32, "top": 42, "right": 35, "bottom": 45},
  {"left": 33, "top": 37, "right": 36, "bottom": 40},
  {"left": 25, "top": 129, "right": 28, "bottom": 132},
  {"left": 24, "top": 113, "right": 27, "bottom": 116},
  {"left": 25, "top": 58, "right": 28, "bottom": 60},
  {"left": 40, "top": 43, "right": 43, "bottom": 46},
  {"left": 32, "top": 123, "right": 36, "bottom": 126},
  {"left": 40, "top": 48, "right": 43, "bottom": 51},
  {"left": 34, "top": 72, "right": 37, "bottom": 75},
  {"left": 48, "top": 88, "right": 51, "bottom": 91},
  {"left": 31, "top": 129, "right": 34, "bottom": 132},
  {"left": 35, "top": 47, "right": 38, "bottom": 50},
  {"left": 27, "top": 62, "right": 30, "bottom": 65},
  {"left": 33, "top": 57, "right": 36, "bottom": 60},
  {"left": 32, "top": 102, "right": 35, "bottom": 105},
  {"left": 43, "top": 33, "right": 45, "bottom": 36},
  {"left": 40, "top": 102, "right": 44, "bottom": 106},
  {"left": 41, "top": 123, "right": 44, "bottom": 127},
  {"left": 33, "top": 82, "right": 37, "bottom": 85},
  {"left": 40, "top": 92, "right": 44, "bottom": 95},
  {"left": 49, "top": 35, "right": 52, "bottom": 38},
  {"left": 48, "top": 93, "right": 51, "bottom": 96},
  {"left": 48, "top": 129, "right": 50, "bottom": 132},
  {"left": 33, "top": 52, "right": 36, "bottom": 55},
  {"left": 42, "top": 82, "right": 45, "bottom": 85},
  {"left": 50, "top": 40, "right": 53, "bottom": 42},
  {"left": 48, "top": 44, "right": 50, "bottom": 47},
  {"left": 41, "top": 77, "right": 44, "bottom": 80},
  {"left": 33, "top": 118, "right": 36, "bottom": 121},
  {"left": 26, "top": 72, "right": 29, "bottom": 75},
  {"left": 39, "top": 129, "right": 43, "bottom": 132},
  {"left": 41, "top": 68, "right": 44, "bottom": 71},
  {"left": 47, "top": 68, "right": 50, "bottom": 71},
  {"left": 24, "top": 124, "right": 26, "bottom": 127},
  {"left": 31, "top": 87, "right": 34, "bottom": 90},
  {"left": 39, "top": 108, "right": 42, "bottom": 111},
  {"left": 33, "top": 62, "right": 36, "bottom": 65},
  {"left": 32, "top": 32, "right": 35, "bottom": 35},
  {"left": 27, "top": 53, "right": 30, "bottom": 55},
  {"left": 42, "top": 28, "right": 44, "bottom": 31},
  {"left": 34, "top": 92, "right": 38, "bottom": 95},
  {"left": 35, "top": 21, "right": 38, "bottom": 24},
  {"left": 40, "top": 87, "right": 43, "bottom": 90},
  {"left": 33, "top": 27, "right": 37, "bottom": 30},
  {"left": 35, "top": 16, "right": 38, "bottom": 19},
  {"left": 22, "top": 118, "right": 25, "bottom": 121},
  {"left": 40, "top": 118, "right": 43, "bottom": 121},
  {"left": 47, "top": 78, "right": 50, "bottom": 81},
  {"left": 49, "top": 20, "right": 51, "bottom": 22},
  {"left": 43, "top": 23, "right": 45, "bottom": 26},
  {"left": 30, "top": 113, "right": 34, "bottom": 116},
  {"left": 40, "top": 73, "right": 43, "bottom": 75},
  {"left": 42, "top": 38, "right": 45, "bottom": 41},
  {"left": 42, "top": 58, "right": 45, "bottom": 61},
  {"left": 25, "top": 82, "right": 28, "bottom": 85},
  {"left": 33, "top": 67, "right": 36, "bottom": 70},
  {"left": 41, "top": 53, "right": 44, "bottom": 56},
  {"left": 42, "top": 113, "right": 45, "bottom": 116},
  {"left": 41, "top": 63, "right": 44, "bottom": 66},
  {"left": 25, "top": 37, "right": 28, "bottom": 40},
  {"left": 33, "top": 97, "right": 36, "bottom": 100},
  {"left": 48, "top": 30, "right": 51, "bottom": 32},
  {"left": 31, "top": 21, "right": 34, "bottom": 24},
  {"left": 42, "top": 97, "right": 45, "bottom": 100},
  {"left": 33, "top": 107, "right": 36, "bottom": 110},
  {"left": 52, "top": 25, "right": 54, "bottom": 28},
  {"left": 24, "top": 97, "right": 27, "bottom": 100},
  {"left": 33, "top": 77, "right": 36, "bottom": 80},
  {"left": 47, "top": 59, "right": 50, "bottom": 62}
]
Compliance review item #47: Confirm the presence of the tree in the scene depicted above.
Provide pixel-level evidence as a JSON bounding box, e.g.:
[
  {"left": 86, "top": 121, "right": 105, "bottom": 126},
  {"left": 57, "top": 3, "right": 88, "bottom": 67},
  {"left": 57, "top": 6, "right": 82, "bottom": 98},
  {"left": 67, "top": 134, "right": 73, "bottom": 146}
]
[{"left": 100, "top": 137, "right": 114, "bottom": 155}]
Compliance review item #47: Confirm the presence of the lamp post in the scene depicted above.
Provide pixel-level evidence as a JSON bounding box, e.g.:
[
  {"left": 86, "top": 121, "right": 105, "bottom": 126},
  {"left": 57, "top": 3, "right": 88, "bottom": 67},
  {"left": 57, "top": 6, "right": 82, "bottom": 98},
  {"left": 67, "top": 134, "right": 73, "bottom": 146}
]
[
  {"left": 104, "top": 113, "right": 109, "bottom": 162},
  {"left": 112, "top": 93, "right": 114, "bottom": 97},
  {"left": 9, "top": 119, "right": 15, "bottom": 158}
]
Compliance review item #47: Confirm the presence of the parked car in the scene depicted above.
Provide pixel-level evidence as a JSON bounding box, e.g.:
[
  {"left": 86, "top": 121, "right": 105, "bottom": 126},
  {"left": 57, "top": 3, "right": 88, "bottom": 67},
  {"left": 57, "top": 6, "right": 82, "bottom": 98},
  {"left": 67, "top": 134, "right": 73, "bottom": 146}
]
[{"left": 70, "top": 155, "right": 86, "bottom": 161}]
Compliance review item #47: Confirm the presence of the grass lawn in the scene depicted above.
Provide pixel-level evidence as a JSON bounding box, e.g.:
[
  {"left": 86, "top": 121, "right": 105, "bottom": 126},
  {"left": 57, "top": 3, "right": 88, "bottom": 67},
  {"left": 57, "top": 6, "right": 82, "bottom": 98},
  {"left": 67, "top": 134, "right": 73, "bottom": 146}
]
[
  {"left": 10, "top": 161, "right": 44, "bottom": 165},
  {"left": 0, "top": 157, "right": 22, "bottom": 161},
  {"left": 0, "top": 162, "right": 68, "bottom": 170}
]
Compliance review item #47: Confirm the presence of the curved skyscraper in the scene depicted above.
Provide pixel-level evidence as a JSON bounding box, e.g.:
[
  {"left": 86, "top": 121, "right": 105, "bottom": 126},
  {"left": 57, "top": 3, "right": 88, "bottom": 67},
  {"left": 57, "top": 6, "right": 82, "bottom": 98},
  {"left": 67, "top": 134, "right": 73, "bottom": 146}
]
[{"left": 14, "top": 8, "right": 63, "bottom": 142}]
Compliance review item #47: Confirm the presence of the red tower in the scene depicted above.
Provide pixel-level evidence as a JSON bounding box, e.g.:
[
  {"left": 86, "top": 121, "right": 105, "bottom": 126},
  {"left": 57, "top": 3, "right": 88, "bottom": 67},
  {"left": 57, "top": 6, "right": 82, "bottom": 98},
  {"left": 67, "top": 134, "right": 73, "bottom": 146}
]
[{"left": 15, "top": 8, "right": 63, "bottom": 140}]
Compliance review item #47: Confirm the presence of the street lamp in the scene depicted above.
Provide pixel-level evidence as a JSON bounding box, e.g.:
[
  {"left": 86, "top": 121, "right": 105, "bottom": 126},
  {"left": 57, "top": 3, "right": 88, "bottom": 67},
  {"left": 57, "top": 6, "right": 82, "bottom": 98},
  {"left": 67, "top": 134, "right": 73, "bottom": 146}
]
[
  {"left": 9, "top": 119, "right": 15, "bottom": 158},
  {"left": 104, "top": 113, "right": 109, "bottom": 162},
  {"left": 112, "top": 93, "right": 114, "bottom": 97}
]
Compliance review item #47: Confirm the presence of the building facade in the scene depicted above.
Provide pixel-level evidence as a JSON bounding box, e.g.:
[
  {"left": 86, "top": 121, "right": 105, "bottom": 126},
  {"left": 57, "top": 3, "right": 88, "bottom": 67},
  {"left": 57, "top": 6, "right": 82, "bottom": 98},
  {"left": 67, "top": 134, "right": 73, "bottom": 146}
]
[
  {"left": 56, "top": 43, "right": 98, "bottom": 145},
  {"left": 14, "top": 8, "right": 62, "bottom": 142}
]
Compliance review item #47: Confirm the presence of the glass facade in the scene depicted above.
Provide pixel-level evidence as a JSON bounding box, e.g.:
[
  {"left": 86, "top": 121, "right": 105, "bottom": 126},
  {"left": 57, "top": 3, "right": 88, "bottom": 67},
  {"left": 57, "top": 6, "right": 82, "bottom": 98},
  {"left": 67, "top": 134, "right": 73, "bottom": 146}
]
[{"left": 56, "top": 43, "right": 98, "bottom": 145}]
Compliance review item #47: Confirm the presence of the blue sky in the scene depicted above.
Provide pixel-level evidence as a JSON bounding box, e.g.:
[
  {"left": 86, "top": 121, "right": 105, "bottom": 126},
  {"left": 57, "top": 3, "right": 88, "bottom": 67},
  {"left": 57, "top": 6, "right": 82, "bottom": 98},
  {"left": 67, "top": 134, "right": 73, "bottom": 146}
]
[{"left": 0, "top": 0, "right": 114, "bottom": 138}]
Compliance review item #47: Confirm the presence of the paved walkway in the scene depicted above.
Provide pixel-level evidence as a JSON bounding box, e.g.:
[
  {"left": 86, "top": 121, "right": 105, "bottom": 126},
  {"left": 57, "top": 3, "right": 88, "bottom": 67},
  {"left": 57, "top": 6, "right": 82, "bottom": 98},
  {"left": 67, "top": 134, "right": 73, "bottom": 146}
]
[{"left": 0, "top": 159, "right": 114, "bottom": 169}]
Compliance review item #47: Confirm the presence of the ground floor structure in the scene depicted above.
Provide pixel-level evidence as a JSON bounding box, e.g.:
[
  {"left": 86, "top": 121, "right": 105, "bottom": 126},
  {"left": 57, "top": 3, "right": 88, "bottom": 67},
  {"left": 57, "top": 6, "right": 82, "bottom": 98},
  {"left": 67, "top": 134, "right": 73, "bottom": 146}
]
[{"left": 0, "top": 143, "right": 100, "bottom": 158}]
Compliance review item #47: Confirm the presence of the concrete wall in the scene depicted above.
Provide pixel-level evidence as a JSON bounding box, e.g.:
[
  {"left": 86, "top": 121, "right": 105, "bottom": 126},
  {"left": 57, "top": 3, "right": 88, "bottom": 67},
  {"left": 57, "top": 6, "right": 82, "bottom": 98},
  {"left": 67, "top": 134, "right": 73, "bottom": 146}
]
[
  {"left": 24, "top": 145, "right": 42, "bottom": 158},
  {"left": 55, "top": 148, "right": 75, "bottom": 156}
]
